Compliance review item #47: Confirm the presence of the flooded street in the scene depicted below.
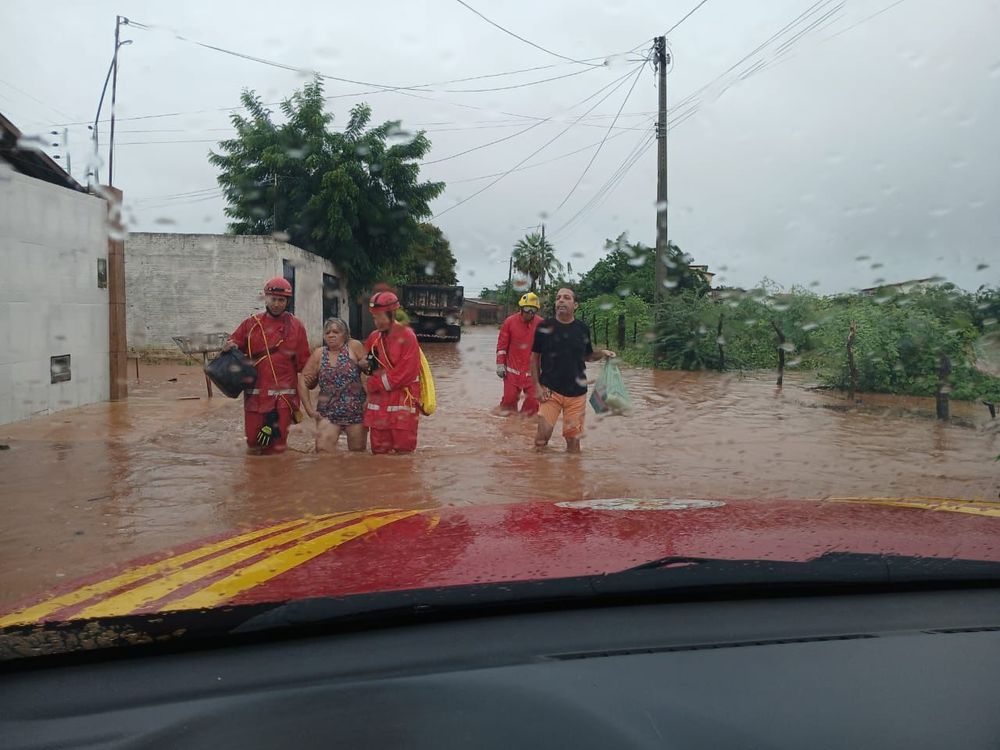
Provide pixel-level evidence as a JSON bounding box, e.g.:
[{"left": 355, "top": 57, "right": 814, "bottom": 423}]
[{"left": 1, "top": 327, "right": 998, "bottom": 609}]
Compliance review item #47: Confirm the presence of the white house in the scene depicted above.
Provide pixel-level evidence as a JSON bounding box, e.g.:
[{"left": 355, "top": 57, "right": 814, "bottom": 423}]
[{"left": 0, "top": 113, "right": 113, "bottom": 425}]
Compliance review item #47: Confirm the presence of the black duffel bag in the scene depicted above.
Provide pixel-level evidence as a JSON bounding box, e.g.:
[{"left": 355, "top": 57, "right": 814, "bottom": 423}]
[{"left": 204, "top": 349, "right": 258, "bottom": 399}]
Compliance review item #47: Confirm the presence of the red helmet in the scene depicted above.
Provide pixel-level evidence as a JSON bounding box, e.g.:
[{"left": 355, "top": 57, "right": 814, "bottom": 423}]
[
  {"left": 369, "top": 291, "right": 400, "bottom": 313},
  {"left": 263, "top": 277, "right": 293, "bottom": 298}
]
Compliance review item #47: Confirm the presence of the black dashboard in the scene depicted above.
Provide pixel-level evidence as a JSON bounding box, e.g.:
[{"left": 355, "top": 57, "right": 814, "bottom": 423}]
[{"left": 3, "top": 588, "right": 999, "bottom": 749}]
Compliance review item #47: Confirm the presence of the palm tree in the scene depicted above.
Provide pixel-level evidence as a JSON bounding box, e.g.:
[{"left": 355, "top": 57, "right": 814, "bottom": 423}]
[{"left": 512, "top": 232, "right": 563, "bottom": 292}]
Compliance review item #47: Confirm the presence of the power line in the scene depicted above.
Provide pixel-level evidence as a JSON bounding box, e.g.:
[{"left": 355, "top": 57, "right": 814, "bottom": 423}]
[
  {"left": 126, "top": 17, "right": 610, "bottom": 98},
  {"left": 102, "top": 138, "right": 220, "bottom": 146},
  {"left": 670, "top": 0, "right": 840, "bottom": 114},
  {"left": 551, "top": 1, "right": 852, "bottom": 241},
  {"left": 551, "top": 128, "right": 654, "bottom": 238},
  {"left": 0, "top": 78, "right": 79, "bottom": 122},
  {"left": 452, "top": 0, "right": 603, "bottom": 66},
  {"left": 552, "top": 50, "right": 651, "bottom": 213},
  {"left": 555, "top": 141, "right": 654, "bottom": 239},
  {"left": 447, "top": 120, "right": 651, "bottom": 184},
  {"left": 551, "top": 103, "right": 703, "bottom": 240},
  {"left": 134, "top": 187, "right": 221, "bottom": 202},
  {"left": 433, "top": 61, "right": 647, "bottom": 219},
  {"left": 102, "top": 115, "right": 653, "bottom": 142},
  {"left": 664, "top": 0, "right": 712, "bottom": 37},
  {"left": 136, "top": 116, "right": 653, "bottom": 206},
  {"left": 423, "top": 66, "right": 642, "bottom": 165},
  {"left": 774, "top": 2, "right": 845, "bottom": 56},
  {"left": 822, "top": 0, "right": 909, "bottom": 43},
  {"left": 134, "top": 191, "right": 224, "bottom": 211}
]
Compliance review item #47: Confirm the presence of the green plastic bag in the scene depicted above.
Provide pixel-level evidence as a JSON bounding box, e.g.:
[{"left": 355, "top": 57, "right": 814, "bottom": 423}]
[{"left": 589, "top": 359, "right": 633, "bottom": 415}]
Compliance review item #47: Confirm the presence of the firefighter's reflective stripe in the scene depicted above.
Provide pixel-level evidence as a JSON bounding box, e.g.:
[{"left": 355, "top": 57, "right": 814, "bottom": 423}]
[
  {"left": 381, "top": 373, "right": 391, "bottom": 391},
  {"left": 365, "top": 403, "right": 417, "bottom": 415},
  {"left": 506, "top": 366, "right": 524, "bottom": 375},
  {"left": 247, "top": 388, "right": 297, "bottom": 396}
]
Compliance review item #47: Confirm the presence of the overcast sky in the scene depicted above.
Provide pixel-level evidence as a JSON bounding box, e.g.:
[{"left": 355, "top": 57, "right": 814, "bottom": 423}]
[{"left": 2, "top": 0, "right": 998, "bottom": 296}]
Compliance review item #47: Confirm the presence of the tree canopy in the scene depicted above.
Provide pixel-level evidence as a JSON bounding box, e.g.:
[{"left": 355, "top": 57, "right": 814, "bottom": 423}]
[
  {"left": 384, "top": 222, "right": 459, "bottom": 286},
  {"left": 575, "top": 233, "right": 710, "bottom": 304},
  {"left": 209, "top": 78, "right": 444, "bottom": 292}
]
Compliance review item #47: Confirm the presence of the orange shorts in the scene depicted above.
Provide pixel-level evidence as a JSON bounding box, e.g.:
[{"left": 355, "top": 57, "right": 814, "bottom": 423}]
[{"left": 537, "top": 391, "right": 587, "bottom": 439}]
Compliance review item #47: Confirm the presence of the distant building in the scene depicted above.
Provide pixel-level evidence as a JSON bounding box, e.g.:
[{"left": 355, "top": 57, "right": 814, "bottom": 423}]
[
  {"left": 1, "top": 112, "right": 114, "bottom": 425},
  {"left": 462, "top": 298, "right": 502, "bottom": 326},
  {"left": 710, "top": 286, "right": 747, "bottom": 301},
  {"left": 690, "top": 264, "right": 715, "bottom": 287},
  {"left": 858, "top": 277, "right": 942, "bottom": 297},
  {"left": 125, "top": 233, "right": 350, "bottom": 358}
]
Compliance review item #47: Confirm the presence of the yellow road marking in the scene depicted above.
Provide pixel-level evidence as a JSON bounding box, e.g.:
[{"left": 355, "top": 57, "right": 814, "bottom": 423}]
[
  {"left": 158, "top": 510, "right": 420, "bottom": 613},
  {"left": 831, "top": 497, "right": 1000, "bottom": 518},
  {"left": 0, "top": 515, "right": 343, "bottom": 628},
  {"left": 75, "top": 510, "right": 391, "bottom": 620}
]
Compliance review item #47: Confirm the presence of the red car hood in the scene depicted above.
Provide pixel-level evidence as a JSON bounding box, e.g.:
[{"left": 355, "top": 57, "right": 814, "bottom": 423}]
[{"left": 2, "top": 495, "right": 998, "bottom": 632}]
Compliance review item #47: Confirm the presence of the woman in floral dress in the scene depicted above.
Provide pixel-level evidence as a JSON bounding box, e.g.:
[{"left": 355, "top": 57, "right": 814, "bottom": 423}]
[{"left": 300, "top": 318, "right": 368, "bottom": 452}]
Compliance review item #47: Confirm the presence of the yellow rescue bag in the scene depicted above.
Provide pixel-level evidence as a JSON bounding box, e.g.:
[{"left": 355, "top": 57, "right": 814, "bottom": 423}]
[{"left": 418, "top": 349, "right": 436, "bottom": 416}]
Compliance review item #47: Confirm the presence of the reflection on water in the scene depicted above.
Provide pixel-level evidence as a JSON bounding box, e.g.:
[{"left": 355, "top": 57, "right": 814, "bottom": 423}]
[{"left": 1, "top": 328, "right": 997, "bottom": 606}]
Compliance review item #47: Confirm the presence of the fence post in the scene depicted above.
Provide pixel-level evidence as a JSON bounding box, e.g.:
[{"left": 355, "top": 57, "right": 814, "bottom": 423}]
[
  {"left": 717, "top": 313, "right": 725, "bottom": 371},
  {"left": 936, "top": 355, "right": 951, "bottom": 420},
  {"left": 617, "top": 314, "right": 626, "bottom": 349},
  {"left": 771, "top": 320, "right": 785, "bottom": 388},
  {"left": 633, "top": 320, "right": 638, "bottom": 344},
  {"left": 604, "top": 318, "right": 610, "bottom": 347},
  {"left": 847, "top": 321, "right": 858, "bottom": 402}
]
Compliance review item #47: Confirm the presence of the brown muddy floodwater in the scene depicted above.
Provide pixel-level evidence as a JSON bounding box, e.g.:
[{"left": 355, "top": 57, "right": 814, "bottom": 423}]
[{"left": 1, "top": 327, "right": 998, "bottom": 607}]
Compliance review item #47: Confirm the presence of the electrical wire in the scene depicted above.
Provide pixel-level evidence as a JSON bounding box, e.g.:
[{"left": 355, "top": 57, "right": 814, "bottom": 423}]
[
  {"left": 432, "top": 61, "right": 647, "bottom": 219},
  {"left": 822, "top": 0, "right": 909, "bottom": 43},
  {"left": 551, "top": 49, "right": 651, "bottom": 212},
  {"left": 446, "top": 119, "right": 651, "bottom": 184},
  {"left": 664, "top": 0, "right": 712, "bottom": 37},
  {"left": 452, "top": 0, "right": 604, "bottom": 66},
  {"left": 0, "top": 78, "right": 78, "bottom": 122},
  {"left": 125, "top": 17, "right": 609, "bottom": 97},
  {"left": 423, "top": 65, "right": 642, "bottom": 165},
  {"left": 551, "top": 127, "right": 654, "bottom": 238}
]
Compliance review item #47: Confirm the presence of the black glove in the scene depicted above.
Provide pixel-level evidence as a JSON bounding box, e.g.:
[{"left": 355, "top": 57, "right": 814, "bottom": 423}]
[
  {"left": 367, "top": 351, "right": 380, "bottom": 373},
  {"left": 256, "top": 410, "right": 282, "bottom": 446}
]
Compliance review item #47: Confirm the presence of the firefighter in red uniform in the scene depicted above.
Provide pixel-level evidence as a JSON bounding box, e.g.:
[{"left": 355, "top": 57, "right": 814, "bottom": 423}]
[
  {"left": 495, "top": 292, "right": 542, "bottom": 416},
  {"left": 361, "top": 291, "right": 421, "bottom": 454},
  {"left": 222, "top": 277, "right": 311, "bottom": 455}
]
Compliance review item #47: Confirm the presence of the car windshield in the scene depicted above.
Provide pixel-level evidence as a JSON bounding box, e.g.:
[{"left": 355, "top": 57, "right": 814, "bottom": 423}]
[{"left": 1, "top": 0, "right": 998, "bottom": 659}]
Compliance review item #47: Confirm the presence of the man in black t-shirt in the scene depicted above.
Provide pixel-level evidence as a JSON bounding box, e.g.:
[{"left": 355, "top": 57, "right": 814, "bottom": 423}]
[{"left": 531, "top": 287, "right": 615, "bottom": 453}]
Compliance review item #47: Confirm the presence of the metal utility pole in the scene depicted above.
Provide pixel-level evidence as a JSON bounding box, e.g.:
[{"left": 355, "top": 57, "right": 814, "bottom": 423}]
[
  {"left": 64, "top": 128, "right": 71, "bottom": 178},
  {"left": 539, "top": 223, "right": 547, "bottom": 290},
  {"left": 653, "top": 35, "right": 670, "bottom": 364},
  {"left": 94, "top": 15, "right": 130, "bottom": 187},
  {"left": 108, "top": 16, "right": 121, "bottom": 185},
  {"left": 503, "top": 255, "right": 513, "bottom": 319}
]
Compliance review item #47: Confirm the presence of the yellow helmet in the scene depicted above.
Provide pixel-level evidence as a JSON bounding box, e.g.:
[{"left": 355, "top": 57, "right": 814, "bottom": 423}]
[{"left": 518, "top": 292, "right": 540, "bottom": 310}]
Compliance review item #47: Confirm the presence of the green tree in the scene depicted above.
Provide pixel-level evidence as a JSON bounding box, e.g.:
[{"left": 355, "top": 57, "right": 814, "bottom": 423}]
[
  {"left": 389, "top": 223, "right": 458, "bottom": 285},
  {"left": 209, "top": 77, "right": 444, "bottom": 292},
  {"left": 576, "top": 234, "right": 709, "bottom": 304},
  {"left": 512, "top": 232, "right": 562, "bottom": 292}
]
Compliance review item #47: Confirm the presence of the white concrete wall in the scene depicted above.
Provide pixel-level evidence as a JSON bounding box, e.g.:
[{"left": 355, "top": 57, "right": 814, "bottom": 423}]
[
  {"left": 0, "top": 167, "right": 110, "bottom": 425},
  {"left": 125, "top": 233, "right": 347, "bottom": 357}
]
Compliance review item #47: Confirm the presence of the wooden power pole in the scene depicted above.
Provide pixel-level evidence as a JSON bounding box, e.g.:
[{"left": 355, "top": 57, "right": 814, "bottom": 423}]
[{"left": 653, "top": 36, "right": 670, "bottom": 364}]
